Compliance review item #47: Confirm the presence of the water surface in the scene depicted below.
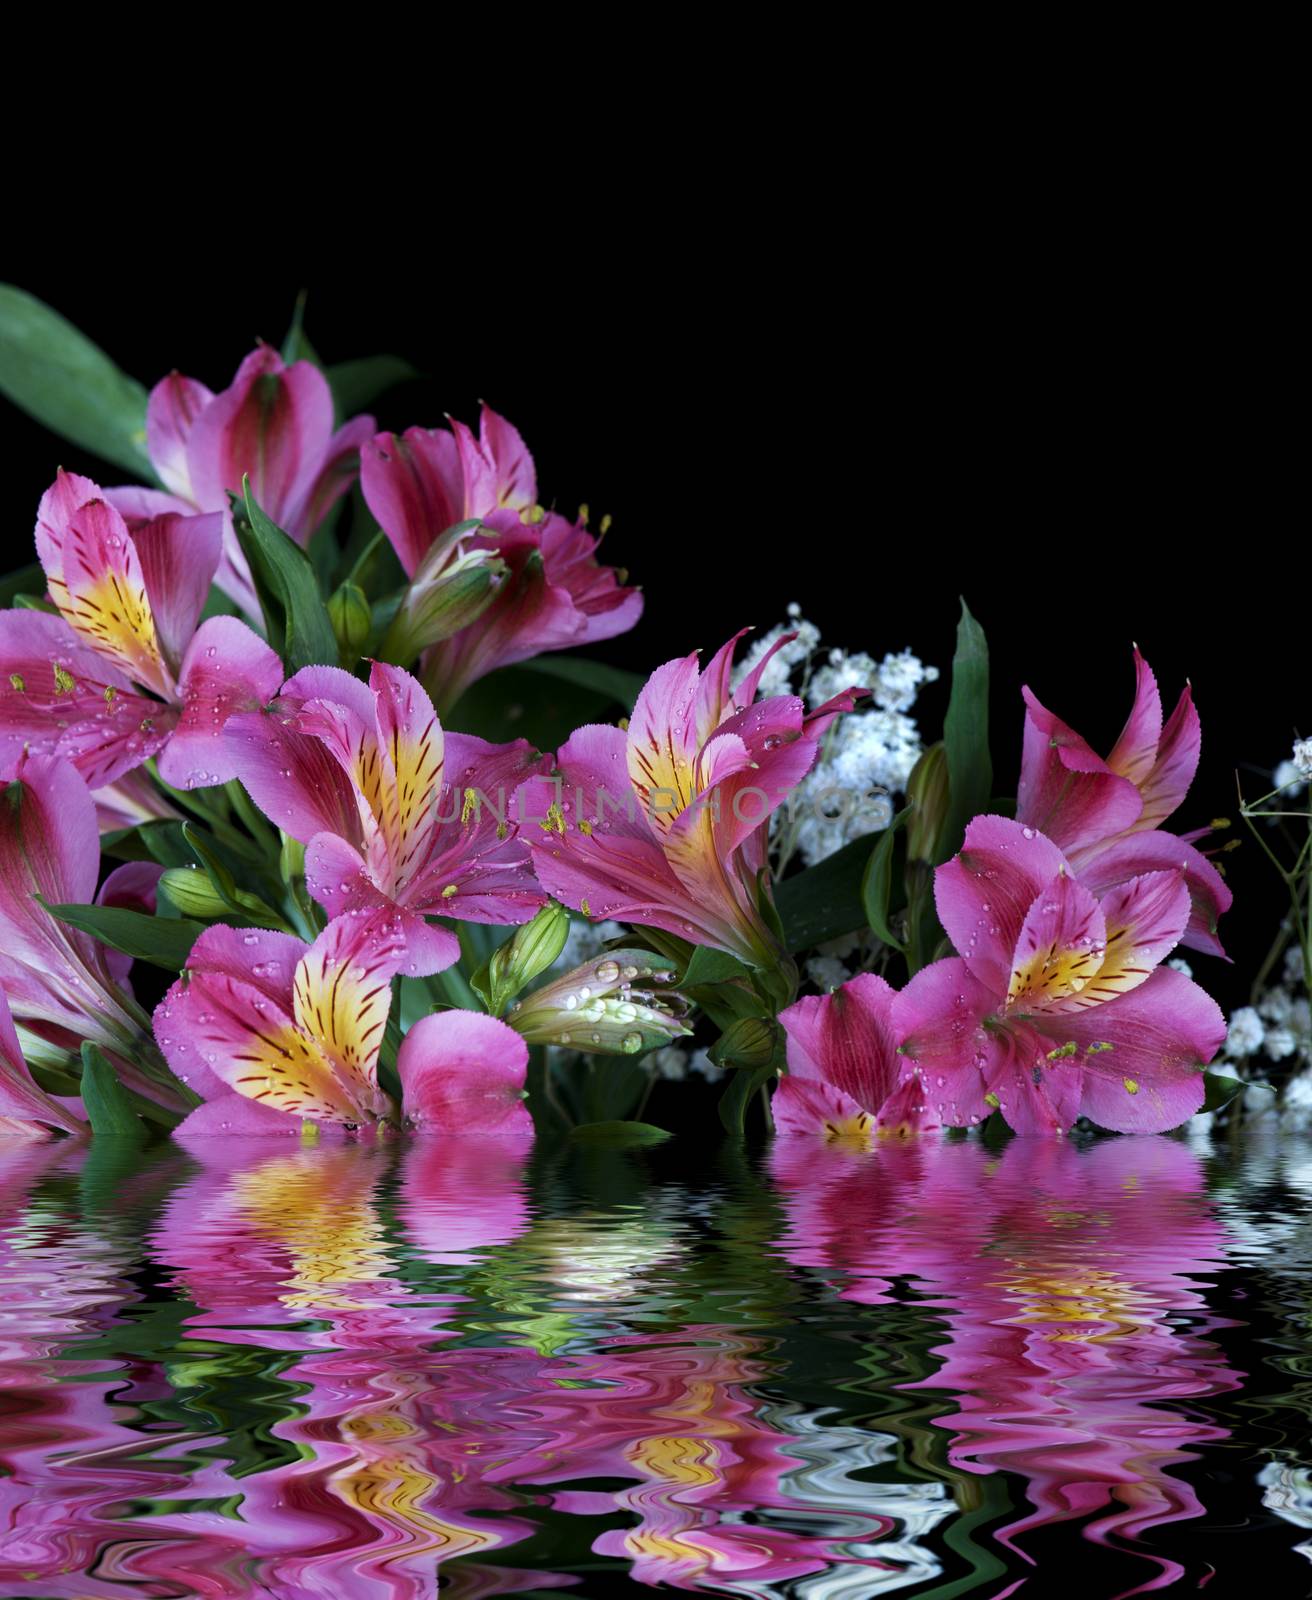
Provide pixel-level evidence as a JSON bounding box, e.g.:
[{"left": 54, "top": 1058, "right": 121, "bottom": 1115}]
[{"left": 2, "top": 1128, "right": 1311, "bottom": 1597}]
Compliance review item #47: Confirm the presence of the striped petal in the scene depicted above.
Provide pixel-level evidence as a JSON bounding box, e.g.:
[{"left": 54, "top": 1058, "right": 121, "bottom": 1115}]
[
  {"left": 289, "top": 914, "right": 404, "bottom": 1115},
  {"left": 1005, "top": 871, "right": 1107, "bottom": 1015},
  {"left": 53, "top": 498, "right": 171, "bottom": 695}
]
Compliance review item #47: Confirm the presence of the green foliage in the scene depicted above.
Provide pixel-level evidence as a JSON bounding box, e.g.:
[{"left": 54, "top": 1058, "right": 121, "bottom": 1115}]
[
  {"left": 0, "top": 285, "right": 153, "bottom": 474},
  {"left": 233, "top": 479, "right": 339, "bottom": 671}
]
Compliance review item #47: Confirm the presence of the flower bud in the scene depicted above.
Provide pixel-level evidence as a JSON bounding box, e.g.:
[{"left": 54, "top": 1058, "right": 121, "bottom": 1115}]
[
  {"left": 475, "top": 901, "right": 571, "bottom": 1016},
  {"left": 327, "top": 581, "right": 372, "bottom": 664},
  {"left": 906, "top": 741, "right": 951, "bottom": 864},
  {"left": 708, "top": 1015, "right": 780, "bottom": 1071},
  {"left": 509, "top": 949, "right": 693, "bottom": 1055},
  {"left": 159, "top": 866, "right": 269, "bottom": 922},
  {"left": 381, "top": 523, "right": 505, "bottom": 664}
]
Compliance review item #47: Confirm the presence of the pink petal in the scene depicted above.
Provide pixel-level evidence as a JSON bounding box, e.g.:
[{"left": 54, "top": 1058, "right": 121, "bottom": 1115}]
[
  {"left": 626, "top": 652, "right": 701, "bottom": 826},
  {"left": 1016, "top": 688, "right": 1144, "bottom": 853},
  {"left": 284, "top": 412, "right": 375, "bottom": 544},
  {"left": 1057, "top": 967, "right": 1224, "bottom": 1133},
  {"left": 187, "top": 348, "right": 334, "bottom": 540},
  {"left": 303, "top": 831, "right": 460, "bottom": 976},
  {"left": 225, "top": 707, "right": 366, "bottom": 848},
  {"left": 1075, "top": 830, "right": 1232, "bottom": 960},
  {"left": 1138, "top": 683, "right": 1201, "bottom": 831},
  {"left": 981, "top": 1020, "right": 1084, "bottom": 1136},
  {"left": 131, "top": 510, "right": 224, "bottom": 674},
  {"left": 0, "top": 750, "right": 102, "bottom": 935},
  {"left": 695, "top": 628, "right": 752, "bottom": 742},
  {"left": 397, "top": 1009, "right": 533, "bottom": 1141},
  {"left": 33, "top": 468, "right": 103, "bottom": 579},
  {"left": 0, "top": 990, "right": 84, "bottom": 1136},
  {"left": 290, "top": 913, "right": 404, "bottom": 1108},
  {"left": 92, "top": 768, "right": 179, "bottom": 832},
  {"left": 1005, "top": 870, "right": 1107, "bottom": 1015},
  {"left": 57, "top": 498, "right": 171, "bottom": 695},
  {"left": 772, "top": 1076, "right": 875, "bottom": 1141},
  {"left": 361, "top": 426, "right": 464, "bottom": 577},
  {"left": 934, "top": 815, "right": 1068, "bottom": 995},
  {"left": 890, "top": 957, "right": 996, "bottom": 1126},
  {"left": 1106, "top": 647, "right": 1163, "bottom": 786},
  {"left": 368, "top": 661, "right": 445, "bottom": 885},
  {"left": 0, "top": 611, "right": 169, "bottom": 788},
  {"left": 159, "top": 616, "right": 284, "bottom": 790},
  {"left": 398, "top": 732, "right": 546, "bottom": 924},
  {"left": 1085, "top": 868, "right": 1191, "bottom": 1001},
  {"left": 875, "top": 1069, "right": 943, "bottom": 1139},
  {"left": 173, "top": 1090, "right": 303, "bottom": 1140},
  {"left": 145, "top": 372, "right": 215, "bottom": 500},
  {"left": 779, "top": 973, "right": 900, "bottom": 1112},
  {"left": 451, "top": 404, "right": 536, "bottom": 515}
]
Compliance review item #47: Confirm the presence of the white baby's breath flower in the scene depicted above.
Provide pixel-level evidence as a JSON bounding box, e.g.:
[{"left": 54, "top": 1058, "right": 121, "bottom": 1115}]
[
  {"left": 806, "top": 955, "right": 851, "bottom": 990},
  {"left": 1166, "top": 956, "right": 1194, "bottom": 979},
  {"left": 1294, "top": 737, "right": 1312, "bottom": 780},
  {"left": 1266, "top": 1026, "right": 1300, "bottom": 1062},
  {"left": 1275, "top": 759, "right": 1307, "bottom": 796},
  {"left": 1224, "top": 1006, "right": 1265, "bottom": 1058}
]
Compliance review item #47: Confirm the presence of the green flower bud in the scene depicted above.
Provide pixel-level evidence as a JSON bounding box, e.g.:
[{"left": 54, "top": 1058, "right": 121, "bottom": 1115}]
[
  {"left": 380, "top": 523, "right": 505, "bottom": 664},
  {"left": 708, "top": 1015, "right": 780, "bottom": 1072},
  {"left": 906, "top": 741, "right": 952, "bottom": 864},
  {"left": 327, "top": 581, "right": 372, "bottom": 664},
  {"left": 159, "top": 866, "right": 270, "bottom": 922},
  {"left": 509, "top": 949, "right": 693, "bottom": 1055},
  {"left": 475, "top": 901, "right": 571, "bottom": 1015}
]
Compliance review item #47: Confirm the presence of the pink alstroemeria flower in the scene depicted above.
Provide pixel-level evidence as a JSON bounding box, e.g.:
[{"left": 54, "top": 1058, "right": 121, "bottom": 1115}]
[
  {"left": 0, "top": 471, "right": 283, "bottom": 792},
  {"left": 106, "top": 346, "right": 374, "bottom": 615},
  {"left": 772, "top": 974, "right": 940, "bottom": 1144},
  {"left": 2, "top": 754, "right": 148, "bottom": 1051},
  {"left": 1017, "top": 648, "right": 1231, "bottom": 957},
  {"left": 362, "top": 404, "right": 642, "bottom": 712},
  {"left": 155, "top": 915, "right": 534, "bottom": 1143},
  {"left": 516, "top": 631, "right": 863, "bottom": 970},
  {"left": 0, "top": 990, "right": 84, "bottom": 1141},
  {"left": 226, "top": 660, "right": 549, "bottom": 976},
  {"left": 893, "top": 815, "right": 1226, "bottom": 1135}
]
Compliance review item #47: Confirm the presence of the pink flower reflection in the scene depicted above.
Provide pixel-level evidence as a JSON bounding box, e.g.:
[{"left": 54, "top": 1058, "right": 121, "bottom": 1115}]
[
  {"left": 141, "top": 1138, "right": 566, "bottom": 1597},
  {"left": 772, "top": 1135, "right": 1240, "bottom": 1592}
]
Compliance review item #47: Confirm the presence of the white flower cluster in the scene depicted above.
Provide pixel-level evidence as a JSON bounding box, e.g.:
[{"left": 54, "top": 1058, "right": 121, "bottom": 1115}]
[
  {"left": 1274, "top": 742, "right": 1311, "bottom": 798},
  {"left": 644, "top": 1045, "right": 724, "bottom": 1084},
  {"left": 1223, "top": 945, "right": 1312, "bottom": 1125},
  {"left": 738, "top": 608, "right": 938, "bottom": 870}
]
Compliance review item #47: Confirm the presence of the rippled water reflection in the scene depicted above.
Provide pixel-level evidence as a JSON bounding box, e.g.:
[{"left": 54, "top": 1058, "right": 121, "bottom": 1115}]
[{"left": 3, "top": 1128, "right": 1311, "bottom": 1596}]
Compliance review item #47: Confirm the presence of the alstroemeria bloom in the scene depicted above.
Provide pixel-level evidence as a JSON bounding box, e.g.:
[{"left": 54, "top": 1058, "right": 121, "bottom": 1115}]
[
  {"left": 0, "top": 753, "right": 189, "bottom": 1113},
  {"left": 0, "top": 990, "right": 84, "bottom": 1140},
  {"left": 106, "top": 346, "right": 374, "bottom": 614},
  {"left": 516, "top": 631, "right": 863, "bottom": 969},
  {"left": 155, "top": 916, "right": 534, "bottom": 1143},
  {"left": 361, "top": 404, "right": 642, "bottom": 712},
  {"left": 225, "top": 660, "right": 549, "bottom": 976},
  {"left": 771, "top": 974, "right": 940, "bottom": 1145},
  {"left": 893, "top": 815, "right": 1226, "bottom": 1135},
  {"left": 0, "top": 471, "right": 282, "bottom": 791},
  {"left": 1017, "top": 649, "right": 1231, "bottom": 957}
]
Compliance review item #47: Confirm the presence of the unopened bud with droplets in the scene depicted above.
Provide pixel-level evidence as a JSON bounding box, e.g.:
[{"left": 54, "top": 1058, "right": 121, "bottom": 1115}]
[
  {"left": 508, "top": 948, "right": 694, "bottom": 1055},
  {"left": 474, "top": 900, "right": 571, "bottom": 1016}
]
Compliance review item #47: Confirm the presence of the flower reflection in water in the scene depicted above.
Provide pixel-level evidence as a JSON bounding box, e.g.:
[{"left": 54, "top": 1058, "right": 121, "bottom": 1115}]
[
  {"left": 773, "top": 1133, "right": 1241, "bottom": 1593},
  {"left": 1, "top": 1130, "right": 1307, "bottom": 1595}
]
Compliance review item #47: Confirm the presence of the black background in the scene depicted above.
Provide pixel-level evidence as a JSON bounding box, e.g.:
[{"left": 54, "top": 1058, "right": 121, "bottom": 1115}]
[{"left": 1, "top": 270, "right": 1300, "bottom": 1015}]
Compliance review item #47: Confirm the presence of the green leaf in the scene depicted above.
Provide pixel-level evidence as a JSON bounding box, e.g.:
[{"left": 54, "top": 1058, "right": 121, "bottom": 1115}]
[
  {"left": 1202, "top": 1071, "right": 1252, "bottom": 1113},
  {"left": 79, "top": 1043, "right": 146, "bottom": 1142},
  {"left": 683, "top": 947, "right": 753, "bottom": 987},
  {"left": 0, "top": 285, "right": 152, "bottom": 475},
  {"left": 717, "top": 1061, "right": 777, "bottom": 1136},
  {"left": 569, "top": 1119, "right": 672, "bottom": 1147},
  {"left": 326, "top": 356, "right": 418, "bottom": 418},
  {"left": 279, "top": 290, "right": 322, "bottom": 368},
  {"left": 448, "top": 663, "right": 627, "bottom": 750},
  {"left": 861, "top": 810, "right": 908, "bottom": 951},
  {"left": 234, "top": 480, "right": 339, "bottom": 671},
  {"left": 777, "top": 834, "right": 874, "bottom": 953},
  {"left": 38, "top": 896, "right": 205, "bottom": 971},
  {"left": 941, "top": 598, "right": 993, "bottom": 861},
  {"left": 517, "top": 655, "right": 645, "bottom": 710}
]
